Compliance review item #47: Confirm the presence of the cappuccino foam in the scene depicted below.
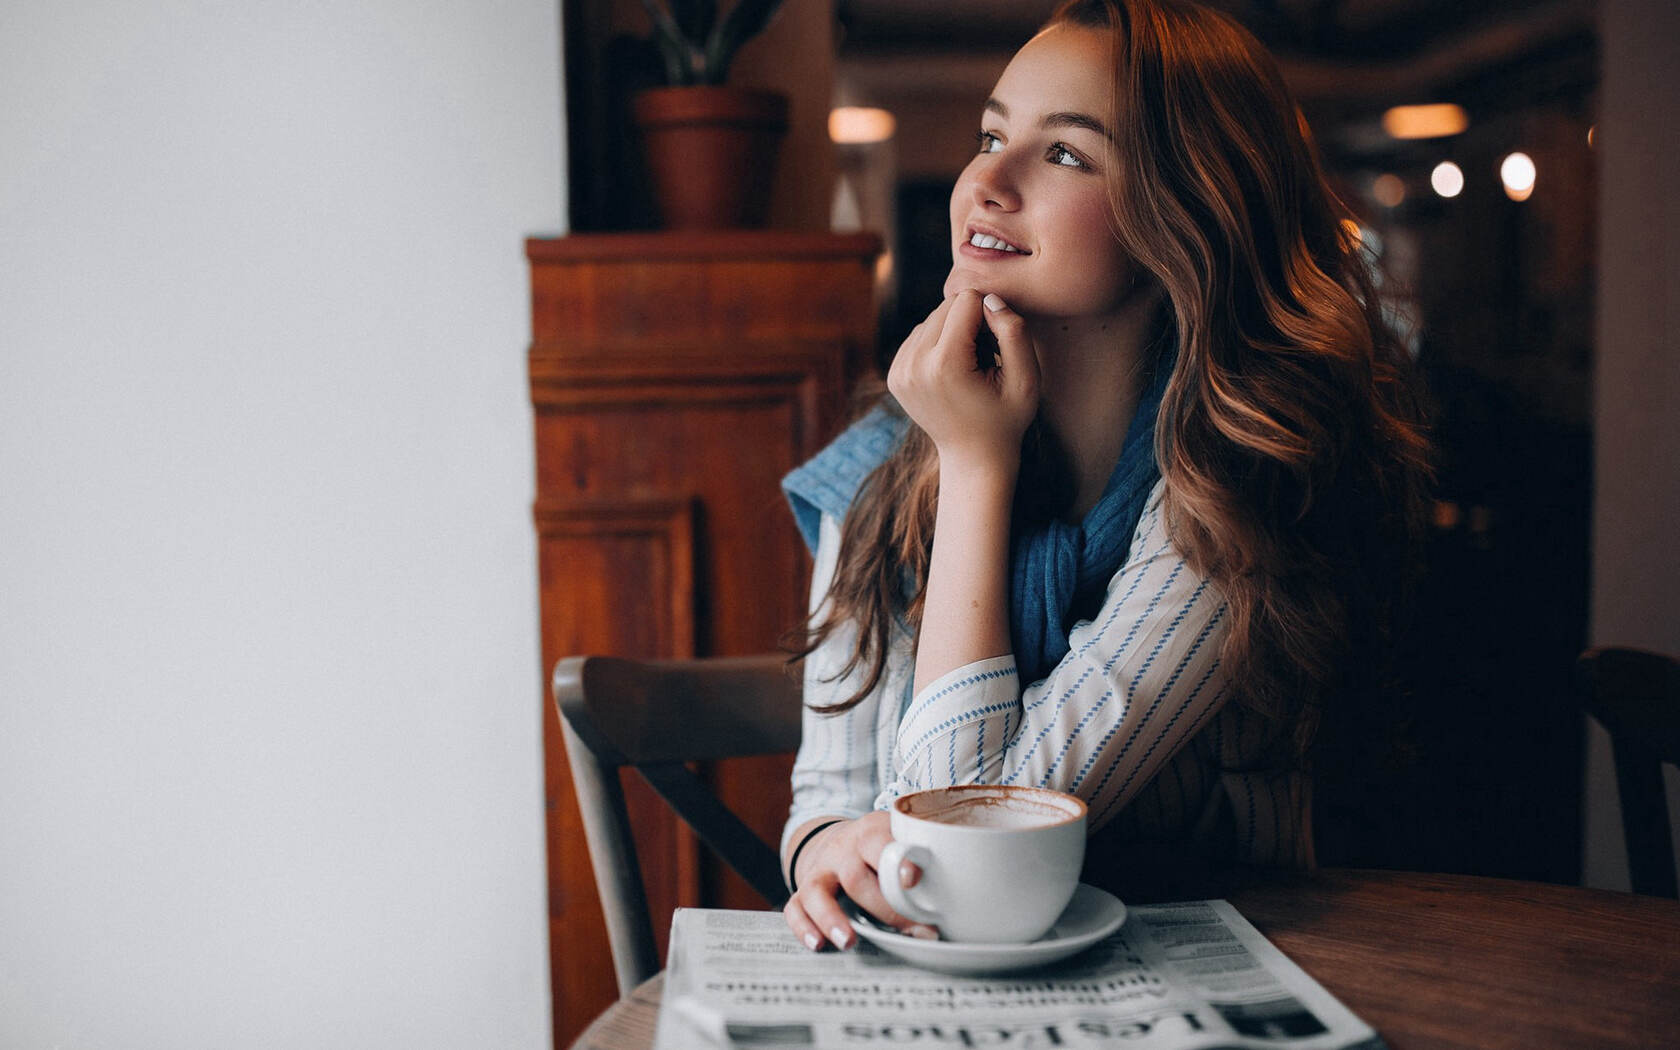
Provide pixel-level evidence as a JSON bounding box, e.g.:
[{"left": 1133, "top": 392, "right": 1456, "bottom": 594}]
[{"left": 920, "top": 795, "right": 1074, "bottom": 829}]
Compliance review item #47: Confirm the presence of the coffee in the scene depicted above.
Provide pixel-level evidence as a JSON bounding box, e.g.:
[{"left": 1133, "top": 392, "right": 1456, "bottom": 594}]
[{"left": 914, "top": 794, "right": 1078, "bottom": 829}]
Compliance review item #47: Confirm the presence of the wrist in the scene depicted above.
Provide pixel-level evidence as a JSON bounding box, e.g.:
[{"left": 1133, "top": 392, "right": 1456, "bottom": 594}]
[
  {"left": 934, "top": 448, "right": 1020, "bottom": 499},
  {"left": 787, "top": 819, "right": 843, "bottom": 893}
]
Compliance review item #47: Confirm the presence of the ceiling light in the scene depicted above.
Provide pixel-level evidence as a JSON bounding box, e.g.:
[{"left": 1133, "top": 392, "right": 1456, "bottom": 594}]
[
  {"left": 829, "top": 107, "right": 896, "bottom": 145},
  {"left": 1431, "top": 161, "right": 1465, "bottom": 198},
  {"left": 1382, "top": 103, "right": 1469, "bottom": 140},
  {"left": 1501, "top": 152, "right": 1536, "bottom": 201}
]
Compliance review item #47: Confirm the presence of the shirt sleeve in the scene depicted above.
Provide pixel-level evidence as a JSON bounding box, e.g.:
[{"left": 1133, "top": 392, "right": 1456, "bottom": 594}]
[
  {"left": 888, "top": 485, "right": 1232, "bottom": 832},
  {"left": 782, "top": 514, "right": 889, "bottom": 859}
]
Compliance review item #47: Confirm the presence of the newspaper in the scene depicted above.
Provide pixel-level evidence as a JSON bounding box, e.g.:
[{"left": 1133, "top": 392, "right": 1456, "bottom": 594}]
[{"left": 654, "top": 900, "right": 1385, "bottom": 1049}]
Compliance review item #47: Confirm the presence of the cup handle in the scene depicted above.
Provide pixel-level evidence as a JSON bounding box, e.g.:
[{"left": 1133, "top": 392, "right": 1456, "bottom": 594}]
[{"left": 877, "top": 841, "right": 939, "bottom": 926}]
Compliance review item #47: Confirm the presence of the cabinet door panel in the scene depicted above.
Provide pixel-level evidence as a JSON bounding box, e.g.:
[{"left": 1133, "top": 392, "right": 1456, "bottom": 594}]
[{"left": 534, "top": 498, "right": 697, "bottom": 1039}]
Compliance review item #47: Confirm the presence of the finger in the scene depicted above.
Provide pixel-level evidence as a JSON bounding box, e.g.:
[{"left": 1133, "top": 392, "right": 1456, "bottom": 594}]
[
  {"left": 910, "top": 294, "right": 957, "bottom": 337},
  {"left": 849, "top": 815, "right": 937, "bottom": 936},
  {"left": 860, "top": 819, "right": 927, "bottom": 887},
  {"left": 981, "top": 293, "right": 1030, "bottom": 365},
  {"left": 837, "top": 864, "right": 924, "bottom": 935},
  {"left": 782, "top": 896, "right": 828, "bottom": 952},
  {"left": 981, "top": 293, "right": 1040, "bottom": 390},
  {"left": 853, "top": 806, "right": 920, "bottom": 887},
  {"left": 916, "top": 296, "right": 959, "bottom": 356},
  {"left": 938, "top": 289, "right": 986, "bottom": 353},
  {"left": 851, "top": 820, "right": 920, "bottom": 890},
  {"left": 798, "top": 882, "right": 859, "bottom": 951},
  {"left": 889, "top": 298, "right": 959, "bottom": 391},
  {"left": 854, "top": 813, "right": 895, "bottom": 860}
]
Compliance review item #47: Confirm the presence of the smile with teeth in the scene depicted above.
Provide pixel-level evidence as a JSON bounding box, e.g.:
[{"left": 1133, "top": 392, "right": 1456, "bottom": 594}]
[{"left": 969, "top": 231, "right": 1028, "bottom": 254}]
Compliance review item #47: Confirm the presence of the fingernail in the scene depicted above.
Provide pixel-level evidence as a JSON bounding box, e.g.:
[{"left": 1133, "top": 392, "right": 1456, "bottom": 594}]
[
  {"left": 907, "top": 925, "right": 940, "bottom": 940},
  {"left": 983, "top": 293, "right": 1007, "bottom": 312},
  {"left": 803, "top": 932, "right": 821, "bottom": 951},
  {"left": 829, "top": 926, "right": 852, "bottom": 949},
  {"left": 899, "top": 862, "right": 918, "bottom": 887}
]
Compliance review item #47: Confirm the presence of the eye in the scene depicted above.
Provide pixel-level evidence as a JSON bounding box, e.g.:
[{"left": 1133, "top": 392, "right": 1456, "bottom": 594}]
[
  {"left": 975, "top": 130, "right": 1004, "bottom": 154},
  {"left": 1047, "top": 143, "right": 1089, "bottom": 170}
]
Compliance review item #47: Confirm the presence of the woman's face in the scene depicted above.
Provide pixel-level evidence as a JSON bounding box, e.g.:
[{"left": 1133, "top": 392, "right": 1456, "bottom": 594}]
[{"left": 945, "top": 23, "right": 1140, "bottom": 319}]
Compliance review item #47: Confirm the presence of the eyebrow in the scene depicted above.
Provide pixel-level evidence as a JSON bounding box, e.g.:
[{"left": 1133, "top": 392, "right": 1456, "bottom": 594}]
[{"left": 985, "top": 98, "right": 1112, "bottom": 139}]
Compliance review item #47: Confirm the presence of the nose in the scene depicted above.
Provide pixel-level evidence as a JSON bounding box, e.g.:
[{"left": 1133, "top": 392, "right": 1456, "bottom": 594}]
[{"left": 968, "top": 155, "right": 1022, "bottom": 212}]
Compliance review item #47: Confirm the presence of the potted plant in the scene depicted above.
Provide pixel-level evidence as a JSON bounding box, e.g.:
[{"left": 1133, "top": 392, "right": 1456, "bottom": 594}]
[{"left": 632, "top": 0, "right": 790, "bottom": 229}]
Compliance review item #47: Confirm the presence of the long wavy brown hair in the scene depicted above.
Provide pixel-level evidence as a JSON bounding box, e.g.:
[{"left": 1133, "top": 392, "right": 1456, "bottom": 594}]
[{"left": 793, "top": 0, "right": 1431, "bottom": 768}]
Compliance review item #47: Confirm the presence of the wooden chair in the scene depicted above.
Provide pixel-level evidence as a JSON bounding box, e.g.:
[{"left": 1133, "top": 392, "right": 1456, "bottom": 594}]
[
  {"left": 553, "top": 654, "right": 804, "bottom": 995},
  {"left": 1575, "top": 646, "right": 1680, "bottom": 898}
]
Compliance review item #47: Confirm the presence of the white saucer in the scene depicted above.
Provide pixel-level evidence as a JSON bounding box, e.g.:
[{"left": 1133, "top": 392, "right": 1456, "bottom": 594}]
[{"left": 848, "top": 883, "right": 1127, "bottom": 976}]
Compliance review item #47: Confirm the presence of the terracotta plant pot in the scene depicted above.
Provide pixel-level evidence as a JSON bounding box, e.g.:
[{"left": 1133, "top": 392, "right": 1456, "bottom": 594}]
[{"left": 631, "top": 87, "right": 788, "bottom": 229}]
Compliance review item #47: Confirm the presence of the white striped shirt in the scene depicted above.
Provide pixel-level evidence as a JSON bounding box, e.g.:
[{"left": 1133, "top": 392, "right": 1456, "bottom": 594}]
[{"left": 784, "top": 481, "right": 1310, "bottom": 870}]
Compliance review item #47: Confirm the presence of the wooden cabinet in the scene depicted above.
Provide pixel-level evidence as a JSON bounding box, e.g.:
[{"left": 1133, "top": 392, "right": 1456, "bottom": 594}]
[{"left": 527, "top": 231, "right": 880, "bottom": 1046}]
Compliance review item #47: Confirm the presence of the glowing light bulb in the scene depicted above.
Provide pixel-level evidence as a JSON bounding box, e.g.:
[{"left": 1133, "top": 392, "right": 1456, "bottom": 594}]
[
  {"left": 828, "top": 107, "right": 896, "bottom": 144},
  {"left": 1372, "top": 173, "right": 1406, "bottom": 208},
  {"left": 1382, "top": 103, "right": 1469, "bottom": 140},
  {"left": 1501, "top": 152, "right": 1536, "bottom": 201},
  {"left": 1431, "top": 161, "right": 1465, "bottom": 198}
]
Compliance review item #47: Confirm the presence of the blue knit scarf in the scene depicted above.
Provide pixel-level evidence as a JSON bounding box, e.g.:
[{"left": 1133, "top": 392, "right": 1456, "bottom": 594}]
[{"left": 783, "top": 363, "right": 1168, "bottom": 689}]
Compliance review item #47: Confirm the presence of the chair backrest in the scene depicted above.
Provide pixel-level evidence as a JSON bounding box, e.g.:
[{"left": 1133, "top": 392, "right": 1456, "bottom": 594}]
[
  {"left": 553, "top": 653, "right": 804, "bottom": 995},
  {"left": 1575, "top": 646, "right": 1680, "bottom": 898}
]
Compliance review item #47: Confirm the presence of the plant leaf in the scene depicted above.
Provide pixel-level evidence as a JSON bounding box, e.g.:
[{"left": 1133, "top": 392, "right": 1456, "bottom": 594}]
[
  {"left": 677, "top": 0, "right": 718, "bottom": 43},
  {"left": 637, "top": 0, "right": 697, "bottom": 83},
  {"left": 706, "top": 0, "right": 786, "bottom": 84}
]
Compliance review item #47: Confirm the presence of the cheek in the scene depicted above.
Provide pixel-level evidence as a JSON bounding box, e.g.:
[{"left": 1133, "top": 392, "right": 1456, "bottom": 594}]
[
  {"left": 1095, "top": 238, "right": 1140, "bottom": 301},
  {"left": 1056, "top": 193, "right": 1117, "bottom": 255},
  {"left": 1044, "top": 198, "right": 1136, "bottom": 309},
  {"left": 947, "top": 187, "right": 981, "bottom": 259},
  {"left": 947, "top": 167, "right": 978, "bottom": 234},
  {"left": 944, "top": 177, "right": 988, "bottom": 298}
]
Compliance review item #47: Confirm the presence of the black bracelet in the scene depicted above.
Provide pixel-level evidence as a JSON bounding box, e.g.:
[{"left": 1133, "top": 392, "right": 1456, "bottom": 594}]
[{"left": 787, "top": 819, "right": 844, "bottom": 893}]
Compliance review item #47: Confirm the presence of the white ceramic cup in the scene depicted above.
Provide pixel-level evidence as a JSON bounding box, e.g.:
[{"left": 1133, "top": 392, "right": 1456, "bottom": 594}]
[{"left": 876, "top": 784, "right": 1087, "bottom": 943}]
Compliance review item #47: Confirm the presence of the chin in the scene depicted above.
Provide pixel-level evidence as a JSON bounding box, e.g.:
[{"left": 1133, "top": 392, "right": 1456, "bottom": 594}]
[{"left": 943, "top": 268, "right": 1013, "bottom": 302}]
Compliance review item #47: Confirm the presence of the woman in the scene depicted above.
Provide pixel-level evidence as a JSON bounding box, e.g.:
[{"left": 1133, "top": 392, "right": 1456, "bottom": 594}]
[{"left": 779, "top": 0, "right": 1430, "bottom": 952}]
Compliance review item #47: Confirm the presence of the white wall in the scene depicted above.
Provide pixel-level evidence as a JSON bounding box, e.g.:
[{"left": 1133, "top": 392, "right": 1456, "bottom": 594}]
[
  {"left": 1584, "top": 0, "right": 1680, "bottom": 891},
  {"left": 0, "top": 2, "right": 561, "bottom": 1047}
]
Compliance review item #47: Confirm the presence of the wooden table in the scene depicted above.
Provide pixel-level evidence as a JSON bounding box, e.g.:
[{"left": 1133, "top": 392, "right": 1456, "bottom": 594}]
[{"left": 567, "top": 869, "right": 1680, "bottom": 1050}]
